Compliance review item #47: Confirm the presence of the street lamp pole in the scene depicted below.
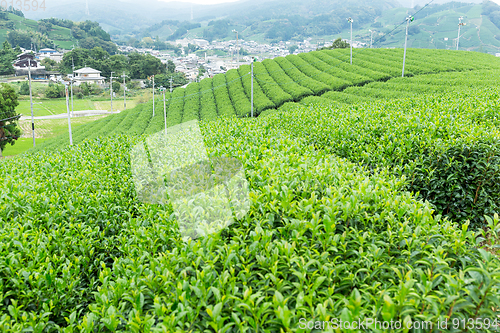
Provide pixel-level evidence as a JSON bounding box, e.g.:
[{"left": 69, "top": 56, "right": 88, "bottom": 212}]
[
  {"left": 159, "top": 86, "right": 167, "bottom": 134},
  {"left": 152, "top": 75, "right": 155, "bottom": 117},
  {"left": 232, "top": 29, "right": 239, "bottom": 64},
  {"left": 402, "top": 15, "right": 414, "bottom": 78},
  {"left": 457, "top": 16, "right": 466, "bottom": 51},
  {"left": 121, "top": 72, "right": 128, "bottom": 110},
  {"left": 347, "top": 18, "right": 353, "bottom": 64},
  {"left": 110, "top": 72, "right": 114, "bottom": 113},
  {"left": 28, "top": 57, "right": 35, "bottom": 147}
]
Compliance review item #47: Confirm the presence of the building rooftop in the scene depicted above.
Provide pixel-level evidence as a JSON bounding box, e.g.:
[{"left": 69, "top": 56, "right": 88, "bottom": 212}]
[{"left": 74, "top": 67, "right": 102, "bottom": 74}]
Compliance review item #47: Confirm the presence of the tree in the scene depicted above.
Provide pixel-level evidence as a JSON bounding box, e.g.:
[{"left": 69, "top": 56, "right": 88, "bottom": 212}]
[
  {"left": 149, "top": 72, "right": 187, "bottom": 89},
  {"left": 166, "top": 60, "right": 176, "bottom": 73},
  {"left": 7, "top": 30, "right": 31, "bottom": 49},
  {"left": 0, "top": 83, "right": 21, "bottom": 157},
  {"left": 19, "top": 82, "right": 30, "bottom": 95},
  {"left": 288, "top": 45, "right": 299, "bottom": 54},
  {"left": 41, "top": 58, "right": 57, "bottom": 71},
  {"left": 45, "top": 82, "right": 64, "bottom": 98},
  {"left": 323, "top": 37, "right": 350, "bottom": 50},
  {"left": 112, "top": 81, "right": 121, "bottom": 94},
  {"left": 0, "top": 40, "right": 15, "bottom": 75}
]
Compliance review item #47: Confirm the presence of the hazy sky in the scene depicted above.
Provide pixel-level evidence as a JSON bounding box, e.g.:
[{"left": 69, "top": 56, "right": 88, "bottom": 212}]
[
  {"left": 160, "top": 0, "right": 240, "bottom": 4},
  {"left": 158, "top": 0, "right": 500, "bottom": 5}
]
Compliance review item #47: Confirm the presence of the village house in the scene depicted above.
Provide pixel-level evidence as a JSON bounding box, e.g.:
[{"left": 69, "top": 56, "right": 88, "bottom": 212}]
[
  {"left": 72, "top": 67, "right": 106, "bottom": 86},
  {"left": 13, "top": 52, "right": 59, "bottom": 80}
]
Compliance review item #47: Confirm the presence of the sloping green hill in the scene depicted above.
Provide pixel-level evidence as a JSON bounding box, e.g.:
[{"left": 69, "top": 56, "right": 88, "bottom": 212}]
[
  {"left": 32, "top": 48, "right": 500, "bottom": 152},
  {"left": 0, "top": 11, "right": 76, "bottom": 49},
  {"left": 1, "top": 69, "right": 500, "bottom": 331}
]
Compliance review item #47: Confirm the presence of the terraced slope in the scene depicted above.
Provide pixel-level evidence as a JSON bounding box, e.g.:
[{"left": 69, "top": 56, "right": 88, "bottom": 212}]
[
  {"left": 30, "top": 48, "right": 500, "bottom": 152},
  {"left": 1, "top": 86, "right": 500, "bottom": 331},
  {"left": 298, "top": 69, "right": 500, "bottom": 107}
]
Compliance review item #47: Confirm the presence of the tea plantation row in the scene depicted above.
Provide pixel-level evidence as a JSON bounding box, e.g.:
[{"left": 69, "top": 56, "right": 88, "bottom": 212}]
[
  {"left": 298, "top": 69, "right": 500, "bottom": 107},
  {"left": 33, "top": 67, "right": 500, "bottom": 153},
  {"left": 1, "top": 87, "right": 500, "bottom": 331},
  {"left": 276, "top": 87, "right": 500, "bottom": 228}
]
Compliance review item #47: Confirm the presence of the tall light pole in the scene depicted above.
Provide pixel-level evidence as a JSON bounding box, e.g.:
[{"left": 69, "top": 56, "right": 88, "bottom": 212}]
[
  {"left": 64, "top": 82, "right": 73, "bottom": 145},
  {"left": 369, "top": 29, "right": 374, "bottom": 48},
  {"left": 159, "top": 86, "right": 167, "bottom": 134},
  {"left": 402, "top": 15, "right": 414, "bottom": 78},
  {"left": 110, "top": 72, "right": 115, "bottom": 113},
  {"left": 232, "top": 29, "right": 239, "bottom": 64},
  {"left": 347, "top": 18, "right": 353, "bottom": 64},
  {"left": 28, "top": 57, "right": 35, "bottom": 147},
  {"left": 457, "top": 16, "right": 466, "bottom": 51},
  {"left": 152, "top": 75, "right": 155, "bottom": 117},
  {"left": 121, "top": 72, "right": 128, "bottom": 110},
  {"left": 250, "top": 57, "right": 255, "bottom": 117},
  {"left": 71, "top": 57, "right": 75, "bottom": 117}
]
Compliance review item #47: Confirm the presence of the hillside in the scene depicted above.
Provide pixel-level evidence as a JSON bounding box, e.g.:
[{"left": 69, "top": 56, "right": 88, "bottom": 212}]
[
  {"left": 24, "top": 0, "right": 500, "bottom": 53},
  {"left": 31, "top": 48, "right": 500, "bottom": 153},
  {"left": 1, "top": 59, "right": 500, "bottom": 330},
  {"left": 0, "top": 10, "right": 116, "bottom": 52},
  {"left": 0, "top": 11, "right": 76, "bottom": 49}
]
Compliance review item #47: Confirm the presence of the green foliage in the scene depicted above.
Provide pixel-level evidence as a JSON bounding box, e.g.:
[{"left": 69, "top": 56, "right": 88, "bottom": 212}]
[
  {"left": 111, "top": 81, "right": 121, "bottom": 94},
  {"left": 40, "top": 58, "right": 57, "bottom": 71},
  {"left": 203, "top": 19, "right": 230, "bottom": 42},
  {"left": 0, "top": 40, "right": 15, "bottom": 75},
  {"left": 274, "top": 87, "right": 500, "bottom": 227},
  {"left": 2, "top": 109, "right": 500, "bottom": 330},
  {"left": 0, "top": 83, "right": 20, "bottom": 152},
  {"left": 6, "top": 30, "right": 31, "bottom": 49},
  {"left": 45, "top": 83, "right": 65, "bottom": 99},
  {"left": 288, "top": 45, "right": 299, "bottom": 54},
  {"left": 19, "top": 82, "right": 29, "bottom": 95},
  {"left": 322, "top": 37, "right": 350, "bottom": 49}
]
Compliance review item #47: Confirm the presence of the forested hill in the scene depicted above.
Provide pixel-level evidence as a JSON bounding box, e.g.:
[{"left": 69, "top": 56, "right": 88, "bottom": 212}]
[{"left": 0, "top": 9, "right": 117, "bottom": 53}]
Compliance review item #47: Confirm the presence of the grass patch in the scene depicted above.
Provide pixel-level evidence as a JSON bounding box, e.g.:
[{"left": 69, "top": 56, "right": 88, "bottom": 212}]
[{"left": 2, "top": 115, "right": 107, "bottom": 157}]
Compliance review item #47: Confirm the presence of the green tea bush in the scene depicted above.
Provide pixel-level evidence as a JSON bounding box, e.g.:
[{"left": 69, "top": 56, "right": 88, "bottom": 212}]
[
  {"left": 212, "top": 74, "right": 236, "bottom": 117},
  {"left": 2, "top": 113, "right": 499, "bottom": 331},
  {"left": 253, "top": 62, "right": 293, "bottom": 107},
  {"left": 262, "top": 59, "right": 313, "bottom": 101},
  {"left": 199, "top": 79, "right": 218, "bottom": 122},
  {"left": 225, "top": 69, "right": 251, "bottom": 117},
  {"left": 237, "top": 65, "right": 275, "bottom": 115},
  {"left": 274, "top": 87, "right": 500, "bottom": 227},
  {"left": 285, "top": 54, "right": 350, "bottom": 90},
  {"left": 182, "top": 83, "right": 200, "bottom": 123},
  {"left": 273, "top": 56, "right": 330, "bottom": 95}
]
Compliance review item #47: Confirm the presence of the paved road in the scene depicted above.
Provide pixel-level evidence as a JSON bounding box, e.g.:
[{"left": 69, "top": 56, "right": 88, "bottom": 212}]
[{"left": 20, "top": 110, "right": 120, "bottom": 120}]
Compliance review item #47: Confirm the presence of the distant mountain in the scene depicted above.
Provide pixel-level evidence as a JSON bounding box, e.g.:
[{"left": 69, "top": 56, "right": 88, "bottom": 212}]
[
  {"left": 0, "top": 10, "right": 117, "bottom": 53},
  {"left": 23, "top": 0, "right": 500, "bottom": 54},
  {"left": 25, "top": 0, "right": 401, "bottom": 35}
]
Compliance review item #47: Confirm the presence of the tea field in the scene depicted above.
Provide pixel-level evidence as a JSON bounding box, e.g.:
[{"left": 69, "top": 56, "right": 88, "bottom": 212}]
[
  {"left": 30, "top": 49, "right": 500, "bottom": 153},
  {"left": 1, "top": 48, "right": 500, "bottom": 332}
]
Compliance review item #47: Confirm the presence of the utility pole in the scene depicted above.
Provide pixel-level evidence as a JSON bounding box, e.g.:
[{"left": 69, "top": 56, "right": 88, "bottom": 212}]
[
  {"left": 369, "top": 29, "right": 374, "bottom": 48},
  {"left": 121, "top": 72, "right": 128, "bottom": 110},
  {"left": 232, "top": 29, "right": 239, "bottom": 64},
  {"left": 152, "top": 75, "right": 155, "bottom": 117},
  {"left": 250, "top": 57, "right": 255, "bottom": 117},
  {"left": 402, "top": 15, "right": 414, "bottom": 78},
  {"left": 170, "top": 76, "right": 173, "bottom": 93},
  {"left": 159, "top": 86, "right": 167, "bottom": 134},
  {"left": 71, "top": 57, "right": 75, "bottom": 117},
  {"left": 28, "top": 57, "right": 35, "bottom": 147},
  {"left": 347, "top": 18, "right": 353, "bottom": 64},
  {"left": 457, "top": 16, "right": 466, "bottom": 51},
  {"left": 65, "top": 83, "right": 73, "bottom": 145},
  {"left": 110, "top": 72, "right": 115, "bottom": 113}
]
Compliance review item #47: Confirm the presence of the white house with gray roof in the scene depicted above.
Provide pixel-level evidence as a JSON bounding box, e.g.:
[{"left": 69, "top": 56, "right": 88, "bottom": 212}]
[{"left": 72, "top": 67, "right": 106, "bottom": 86}]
